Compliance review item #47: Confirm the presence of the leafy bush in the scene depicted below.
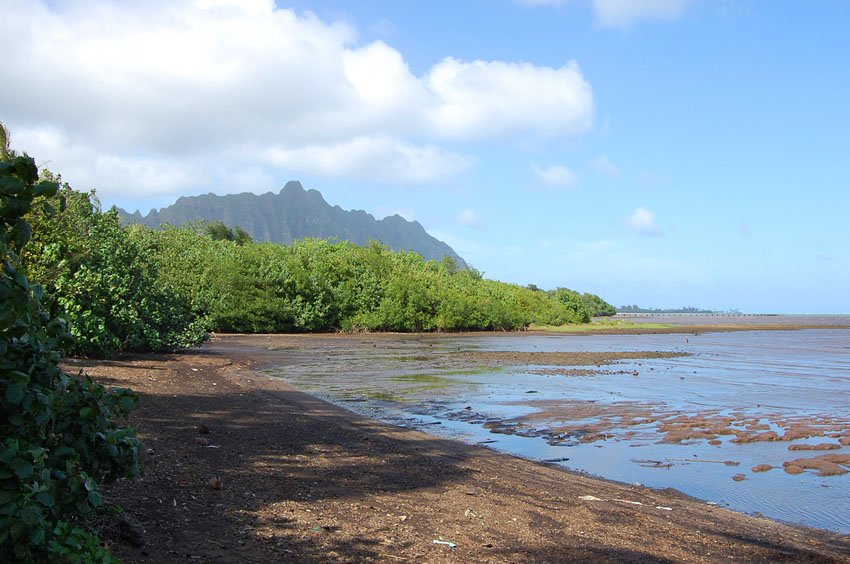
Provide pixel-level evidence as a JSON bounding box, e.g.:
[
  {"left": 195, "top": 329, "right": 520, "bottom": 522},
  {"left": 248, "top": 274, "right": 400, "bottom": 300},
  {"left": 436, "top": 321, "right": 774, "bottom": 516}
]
[
  {"left": 580, "top": 292, "right": 617, "bottom": 317},
  {"left": 141, "top": 224, "right": 599, "bottom": 333},
  {"left": 23, "top": 183, "right": 207, "bottom": 357},
  {"left": 0, "top": 155, "right": 141, "bottom": 561}
]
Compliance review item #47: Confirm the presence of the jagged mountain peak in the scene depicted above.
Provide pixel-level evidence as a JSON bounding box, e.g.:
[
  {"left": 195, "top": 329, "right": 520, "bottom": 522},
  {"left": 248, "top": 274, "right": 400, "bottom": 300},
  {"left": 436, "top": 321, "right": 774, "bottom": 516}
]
[{"left": 119, "top": 183, "right": 467, "bottom": 267}]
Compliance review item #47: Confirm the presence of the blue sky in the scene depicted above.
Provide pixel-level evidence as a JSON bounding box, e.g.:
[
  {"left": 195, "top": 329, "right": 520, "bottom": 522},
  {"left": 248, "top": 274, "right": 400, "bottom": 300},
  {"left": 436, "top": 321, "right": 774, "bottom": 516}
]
[{"left": 2, "top": 0, "right": 849, "bottom": 313}]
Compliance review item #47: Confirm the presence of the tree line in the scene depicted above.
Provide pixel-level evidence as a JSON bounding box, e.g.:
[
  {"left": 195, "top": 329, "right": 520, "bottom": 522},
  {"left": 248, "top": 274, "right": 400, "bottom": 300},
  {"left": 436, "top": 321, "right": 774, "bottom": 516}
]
[{"left": 23, "top": 184, "right": 616, "bottom": 355}]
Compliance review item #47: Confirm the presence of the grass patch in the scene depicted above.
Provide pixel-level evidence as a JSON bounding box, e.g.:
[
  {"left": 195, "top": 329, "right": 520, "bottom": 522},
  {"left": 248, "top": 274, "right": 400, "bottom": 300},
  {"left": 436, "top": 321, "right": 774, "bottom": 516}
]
[{"left": 530, "top": 319, "right": 676, "bottom": 332}]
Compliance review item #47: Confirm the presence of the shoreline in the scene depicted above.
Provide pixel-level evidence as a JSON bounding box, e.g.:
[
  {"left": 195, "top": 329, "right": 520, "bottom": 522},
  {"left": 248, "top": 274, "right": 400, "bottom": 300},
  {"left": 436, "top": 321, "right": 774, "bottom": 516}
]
[{"left": 80, "top": 334, "right": 850, "bottom": 562}]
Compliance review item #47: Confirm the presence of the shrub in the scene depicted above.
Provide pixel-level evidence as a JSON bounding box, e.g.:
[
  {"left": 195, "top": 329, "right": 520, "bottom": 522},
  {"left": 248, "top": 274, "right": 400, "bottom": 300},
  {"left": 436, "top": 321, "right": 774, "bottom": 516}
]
[
  {"left": 23, "top": 184, "right": 207, "bottom": 357},
  {"left": 0, "top": 155, "right": 141, "bottom": 561}
]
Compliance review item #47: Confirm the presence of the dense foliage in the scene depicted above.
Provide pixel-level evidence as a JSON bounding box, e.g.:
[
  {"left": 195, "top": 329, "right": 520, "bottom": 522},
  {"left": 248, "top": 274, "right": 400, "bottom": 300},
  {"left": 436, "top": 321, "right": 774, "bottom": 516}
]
[
  {"left": 0, "top": 153, "right": 141, "bottom": 561},
  {"left": 140, "top": 229, "right": 607, "bottom": 333},
  {"left": 22, "top": 182, "right": 207, "bottom": 357},
  {"left": 205, "top": 220, "right": 253, "bottom": 244},
  {"left": 578, "top": 292, "right": 617, "bottom": 317}
]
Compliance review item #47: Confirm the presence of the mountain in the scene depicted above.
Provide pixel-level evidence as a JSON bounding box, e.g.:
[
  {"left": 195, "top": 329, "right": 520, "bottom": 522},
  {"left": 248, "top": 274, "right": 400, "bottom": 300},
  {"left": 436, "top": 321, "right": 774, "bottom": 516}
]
[{"left": 119, "top": 181, "right": 467, "bottom": 267}]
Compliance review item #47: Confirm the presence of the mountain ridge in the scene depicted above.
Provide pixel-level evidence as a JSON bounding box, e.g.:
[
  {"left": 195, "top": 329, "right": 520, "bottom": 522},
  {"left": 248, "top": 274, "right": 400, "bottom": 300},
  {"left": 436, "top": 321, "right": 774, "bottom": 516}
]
[{"left": 118, "top": 181, "right": 467, "bottom": 267}]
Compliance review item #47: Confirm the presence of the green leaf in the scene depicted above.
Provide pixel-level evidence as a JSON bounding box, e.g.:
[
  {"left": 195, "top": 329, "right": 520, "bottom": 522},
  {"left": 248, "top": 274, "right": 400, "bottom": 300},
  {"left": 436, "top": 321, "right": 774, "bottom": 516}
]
[
  {"left": 29, "top": 525, "right": 45, "bottom": 546},
  {"left": 5, "top": 382, "right": 25, "bottom": 404},
  {"left": 32, "top": 180, "right": 58, "bottom": 198},
  {"left": 35, "top": 491, "right": 54, "bottom": 508},
  {"left": 10, "top": 458, "right": 33, "bottom": 479},
  {"left": 87, "top": 490, "right": 102, "bottom": 507},
  {"left": 19, "top": 506, "right": 41, "bottom": 526}
]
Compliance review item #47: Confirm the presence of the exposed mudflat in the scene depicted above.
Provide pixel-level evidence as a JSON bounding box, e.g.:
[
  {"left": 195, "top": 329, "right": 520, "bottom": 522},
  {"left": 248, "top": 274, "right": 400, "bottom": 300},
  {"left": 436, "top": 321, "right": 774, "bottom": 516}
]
[
  {"left": 69, "top": 333, "right": 850, "bottom": 562},
  {"left": 255, "top": 326, "right": 850, "bottom": 533}
]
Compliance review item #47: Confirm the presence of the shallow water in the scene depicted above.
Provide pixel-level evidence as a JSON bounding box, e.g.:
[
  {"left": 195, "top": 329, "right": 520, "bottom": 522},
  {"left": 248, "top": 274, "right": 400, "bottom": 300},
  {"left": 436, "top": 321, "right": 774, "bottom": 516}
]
[{"left": 262, "top": 318, "right": 850, "bottom": 533}]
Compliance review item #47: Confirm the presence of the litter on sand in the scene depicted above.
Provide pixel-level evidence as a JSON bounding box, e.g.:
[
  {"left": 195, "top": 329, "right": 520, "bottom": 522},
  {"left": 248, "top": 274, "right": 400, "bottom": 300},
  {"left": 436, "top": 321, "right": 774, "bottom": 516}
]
[
  {"left": 433, "top": 540, "right": 457, "bottom": 548},
  {"left": 578, "top": 495, "right": 605, "bottom": 501},
  {"left": 656, "top": 506, "right": 673, "bottom": 511}
]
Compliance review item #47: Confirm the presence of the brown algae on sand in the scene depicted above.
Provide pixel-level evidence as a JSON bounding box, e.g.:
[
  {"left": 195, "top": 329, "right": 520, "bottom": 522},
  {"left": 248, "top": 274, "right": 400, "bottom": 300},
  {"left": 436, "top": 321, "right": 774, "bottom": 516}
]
[{"left": 783, "top": 454, "right": 850, "bottom": 477}]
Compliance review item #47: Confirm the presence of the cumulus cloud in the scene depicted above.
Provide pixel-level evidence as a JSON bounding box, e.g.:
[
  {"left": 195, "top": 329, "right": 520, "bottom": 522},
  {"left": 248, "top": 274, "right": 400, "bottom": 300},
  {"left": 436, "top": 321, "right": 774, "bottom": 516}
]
[
  {"left": 1, "top": 0, "right": 595, "bottom": 201},
  {"left": 626, "top": 206, "right": 661, "bottom": 235},
  {"left": 426, "top": 59, "right": 592, "bottom": 140},
  {"left": 591, "top": 155, "right": 620, "bottom": 176},
  {"left": 592, "top": 0, "right": 687, "bottom": 28},
  {"left": 531, "top": 163, "right": 577, "bottom": 188},
  {"left": 263, "top": 136, "right": 473, "bottom": 184}
]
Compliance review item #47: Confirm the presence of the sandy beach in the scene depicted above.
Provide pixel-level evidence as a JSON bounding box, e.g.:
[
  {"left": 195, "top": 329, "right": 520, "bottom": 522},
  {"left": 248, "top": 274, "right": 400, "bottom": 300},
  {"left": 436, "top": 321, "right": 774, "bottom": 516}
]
[{"left": 71, "top": 333, "right": 850, "bottom": 562}]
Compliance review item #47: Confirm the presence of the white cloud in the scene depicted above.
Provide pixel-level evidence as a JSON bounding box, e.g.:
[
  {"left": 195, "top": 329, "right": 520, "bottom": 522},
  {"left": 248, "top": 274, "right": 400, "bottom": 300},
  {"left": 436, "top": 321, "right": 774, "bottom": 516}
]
[
  {"left": 593, "top": 0, "right": 687, "bottom": 28},
  {"left": 591, "top": 155, "right": 620, "bottom": 176},
  {"left": 263, "top": 137, "right": 473, "bottom": 184},
  {"left": 531, "top": 163, "right": 577, "bottom": 188},
  {"left": 426, "top": 59, "right": 593, "bottom": 140},
  {"left": 455, "top": 207, "right": 483, "bottom": 228},
  {"left": 518, "top": 0, "right": 687, "bottom": 28},
  {"left": 1, "top": 0, "right": 595, "bottom": 200},
  {"left": 626, "top": 206, "right": 661, "bottom": 235}
]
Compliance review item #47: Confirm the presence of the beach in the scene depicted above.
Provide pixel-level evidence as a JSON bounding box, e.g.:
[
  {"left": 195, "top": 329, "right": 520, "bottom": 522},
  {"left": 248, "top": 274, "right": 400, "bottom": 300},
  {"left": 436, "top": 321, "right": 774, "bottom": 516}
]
[{"left": 78, "top": 331, "right": 850, "bottom": 562}]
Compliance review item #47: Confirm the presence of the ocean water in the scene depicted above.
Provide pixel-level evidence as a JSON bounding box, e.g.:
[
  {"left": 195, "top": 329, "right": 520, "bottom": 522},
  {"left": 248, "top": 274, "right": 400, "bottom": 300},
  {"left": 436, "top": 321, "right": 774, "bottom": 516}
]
[{"left": 261, "top": 317, "right": 850, "bottom": 533}]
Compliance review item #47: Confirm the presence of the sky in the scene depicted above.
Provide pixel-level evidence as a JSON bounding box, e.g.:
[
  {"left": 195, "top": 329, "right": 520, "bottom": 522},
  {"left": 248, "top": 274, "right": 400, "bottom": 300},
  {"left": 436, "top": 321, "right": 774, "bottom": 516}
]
[{"left": 2, "top": 0, "right": 849, "bottom": 313}]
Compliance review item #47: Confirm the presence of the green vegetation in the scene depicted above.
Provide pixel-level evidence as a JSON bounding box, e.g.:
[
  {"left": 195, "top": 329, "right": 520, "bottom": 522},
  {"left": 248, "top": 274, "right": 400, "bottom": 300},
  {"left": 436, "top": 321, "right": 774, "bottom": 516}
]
[
  {"left": 530, "top": 319, "right": 675, "bottom": 332},
  {"left": 205, "top": 220, "right": 253, "bottom": 245},
  {"left": 142, "top": 229, "right": 605, "bottom": 332},
  {"left": 5, "top": 126, "right": 615, "bottom": 348},
  {"left": 0, "top": 149, "right": 141, "bottom": 561},
  {"left": 22, "top": 182, "right": 208, "bottom": 357}
]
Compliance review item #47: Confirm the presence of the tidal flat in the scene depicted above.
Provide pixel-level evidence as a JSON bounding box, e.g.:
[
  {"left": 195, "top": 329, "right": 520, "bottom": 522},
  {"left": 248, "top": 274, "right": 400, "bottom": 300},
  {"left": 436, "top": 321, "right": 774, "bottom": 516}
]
[{"left": 254, "top": 316, "right": 850, "bottom": 533}]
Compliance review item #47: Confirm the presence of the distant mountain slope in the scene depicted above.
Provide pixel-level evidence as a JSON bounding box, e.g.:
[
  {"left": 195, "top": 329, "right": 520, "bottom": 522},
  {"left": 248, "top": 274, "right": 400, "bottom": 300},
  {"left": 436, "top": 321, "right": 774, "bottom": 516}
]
[{"left": 119, "top": 181, "right": 467, "bottom": 267}]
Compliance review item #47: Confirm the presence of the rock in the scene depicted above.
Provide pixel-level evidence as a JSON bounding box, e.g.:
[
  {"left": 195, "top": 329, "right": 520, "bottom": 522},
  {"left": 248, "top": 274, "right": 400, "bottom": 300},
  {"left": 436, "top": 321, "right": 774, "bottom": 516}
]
[{"left": 206, "top": 476, "right": 222, "bottom": 490}]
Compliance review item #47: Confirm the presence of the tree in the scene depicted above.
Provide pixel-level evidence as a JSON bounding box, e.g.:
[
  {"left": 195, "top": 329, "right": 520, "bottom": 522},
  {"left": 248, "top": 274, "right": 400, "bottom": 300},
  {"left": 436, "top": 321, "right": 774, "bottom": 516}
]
[
  {"left": 205, "top": 221, "right": 253, "bottom": 245},
  {"left": 23, "top": 184, "right": 207, "bottom": 356},
  {"left": 0, "top": 122, "right": 12, "bottom": 160}
]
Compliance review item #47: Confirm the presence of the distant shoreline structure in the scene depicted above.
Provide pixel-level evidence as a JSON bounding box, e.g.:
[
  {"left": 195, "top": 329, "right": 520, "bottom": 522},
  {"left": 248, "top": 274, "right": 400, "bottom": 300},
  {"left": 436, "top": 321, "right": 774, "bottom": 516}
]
[
  {"left": 615, "top": 312, "right": 776, "bottom": 317},
  {"left": 616, "top": 305, "right": 740, "bottom": 315}
]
